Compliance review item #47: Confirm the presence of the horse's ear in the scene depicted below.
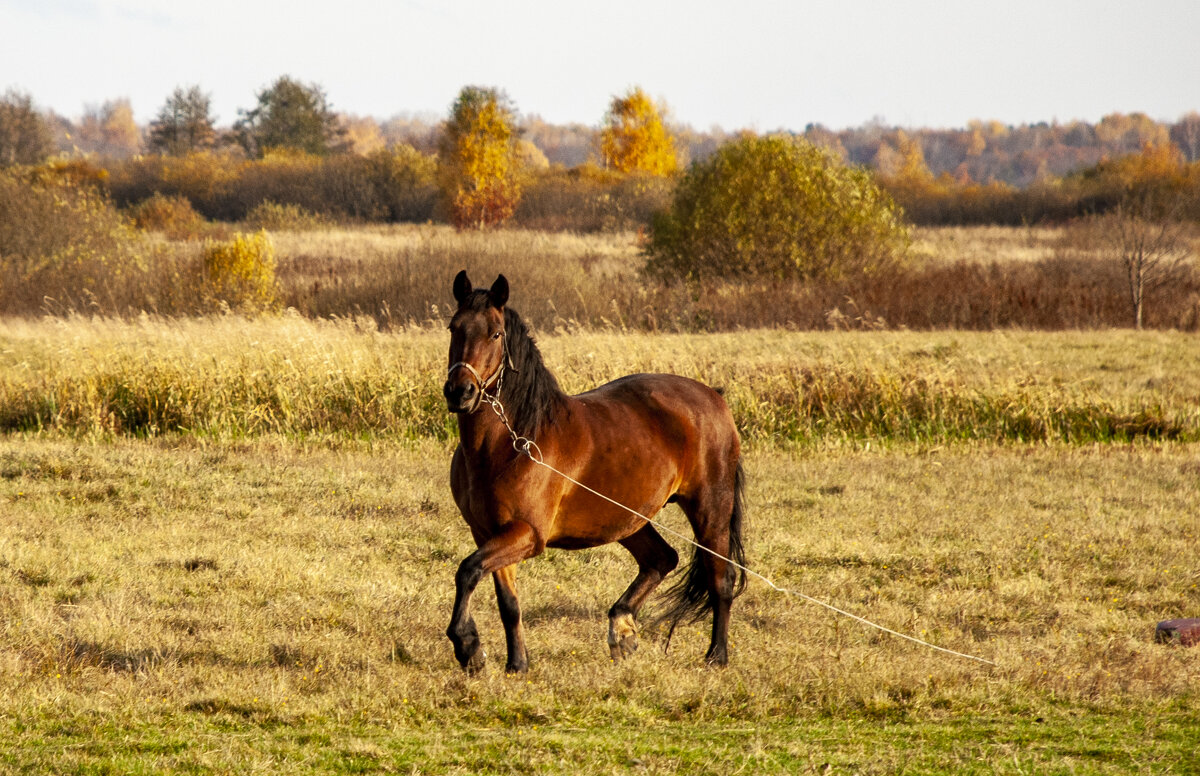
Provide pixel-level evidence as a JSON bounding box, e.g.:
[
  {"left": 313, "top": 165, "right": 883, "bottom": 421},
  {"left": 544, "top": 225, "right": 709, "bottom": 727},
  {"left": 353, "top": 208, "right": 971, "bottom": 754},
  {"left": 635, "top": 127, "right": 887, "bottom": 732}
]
[
  {"left": 488, "top": 274, "right": 509, "bottom": 309},
  {"left": 453, "top": 270, "right": 472, "bottom": 305}
]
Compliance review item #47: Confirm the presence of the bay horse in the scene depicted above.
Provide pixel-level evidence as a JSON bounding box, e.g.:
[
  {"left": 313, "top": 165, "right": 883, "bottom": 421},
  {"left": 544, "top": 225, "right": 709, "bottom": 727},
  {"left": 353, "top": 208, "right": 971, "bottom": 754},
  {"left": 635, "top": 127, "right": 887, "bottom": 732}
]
[{"left": 442, "top": 270, "right": 746, "bottom": 673}]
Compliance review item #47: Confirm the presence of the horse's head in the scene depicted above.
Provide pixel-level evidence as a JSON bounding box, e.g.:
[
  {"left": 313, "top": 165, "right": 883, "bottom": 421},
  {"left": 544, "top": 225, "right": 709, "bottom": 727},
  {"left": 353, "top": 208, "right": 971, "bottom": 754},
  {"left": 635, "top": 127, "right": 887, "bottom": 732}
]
[{"left": 444, "top": 269, "right": 509, "bottom": 414}]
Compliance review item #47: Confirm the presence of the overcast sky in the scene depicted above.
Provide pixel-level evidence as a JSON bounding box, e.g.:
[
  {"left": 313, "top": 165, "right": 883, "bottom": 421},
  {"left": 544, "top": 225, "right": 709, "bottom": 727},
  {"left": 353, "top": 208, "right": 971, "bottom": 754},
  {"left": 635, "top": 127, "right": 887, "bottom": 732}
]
[{"left": 3, "top": 0, "right": 1198, "bottom": 131}]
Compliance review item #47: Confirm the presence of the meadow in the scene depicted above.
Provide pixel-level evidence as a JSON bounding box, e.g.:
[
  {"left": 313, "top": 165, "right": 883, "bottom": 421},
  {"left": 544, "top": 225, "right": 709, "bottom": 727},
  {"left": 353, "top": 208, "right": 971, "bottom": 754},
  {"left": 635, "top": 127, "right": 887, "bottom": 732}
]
[{"left": 1, "top": 224, "right": 1199, "bottom": 772}]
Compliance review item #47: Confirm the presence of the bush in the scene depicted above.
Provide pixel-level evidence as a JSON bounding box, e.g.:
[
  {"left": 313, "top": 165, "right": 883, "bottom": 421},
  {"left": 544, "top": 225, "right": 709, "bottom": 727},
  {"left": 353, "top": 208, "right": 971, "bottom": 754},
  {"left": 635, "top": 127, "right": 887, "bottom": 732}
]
[
  {"left": 241, "top": 200, "right": 327, "bottom": 231},
  {"left": 202, "top": 232, "right": 278, "bottom": 313},
  {"left": 0, "top": 169, "right": 150, "bottom": 314},
  {"left": 127, "top": 192, "right": 207, "bottom": 239},
  {"left": 515, "top": 166, "right": 673, "bottom": 232},
  {"left": 645, "top": 135, "right": 909, "bottom": 280}
]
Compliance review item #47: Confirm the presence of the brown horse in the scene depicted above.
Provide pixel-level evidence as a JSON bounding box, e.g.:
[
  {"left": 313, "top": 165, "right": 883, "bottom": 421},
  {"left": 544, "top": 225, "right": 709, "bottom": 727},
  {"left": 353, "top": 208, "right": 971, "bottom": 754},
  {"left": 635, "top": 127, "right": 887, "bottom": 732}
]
[{"left": 442, "top": 271, "right": 746, "bottom": 673}]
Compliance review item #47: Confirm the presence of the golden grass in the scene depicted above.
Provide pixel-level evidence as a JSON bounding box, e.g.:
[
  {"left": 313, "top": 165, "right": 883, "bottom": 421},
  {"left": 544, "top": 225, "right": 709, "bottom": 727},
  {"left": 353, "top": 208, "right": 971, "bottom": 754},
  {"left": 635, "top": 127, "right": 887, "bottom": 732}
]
[
  {"left": 2, "top": 316, "right": 1198, "bottom": 443},
  {"left": 0, "top": 436, "right": 1197, "bottom": 771}
]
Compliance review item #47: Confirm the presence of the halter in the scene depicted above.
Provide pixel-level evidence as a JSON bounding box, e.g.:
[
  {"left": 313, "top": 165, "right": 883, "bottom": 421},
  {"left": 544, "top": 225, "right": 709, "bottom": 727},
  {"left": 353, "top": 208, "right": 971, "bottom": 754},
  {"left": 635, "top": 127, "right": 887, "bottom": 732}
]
[{"left": 446, "top": 333, "right": 512, "bottom": 411}]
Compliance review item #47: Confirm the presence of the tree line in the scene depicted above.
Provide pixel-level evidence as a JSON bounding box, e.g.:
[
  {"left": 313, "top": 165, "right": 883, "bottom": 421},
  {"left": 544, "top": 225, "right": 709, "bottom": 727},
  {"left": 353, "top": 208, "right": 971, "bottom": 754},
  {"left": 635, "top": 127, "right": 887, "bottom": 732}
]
[{"left": 4, "top": 79, "right": 1199, "bottom": 186}]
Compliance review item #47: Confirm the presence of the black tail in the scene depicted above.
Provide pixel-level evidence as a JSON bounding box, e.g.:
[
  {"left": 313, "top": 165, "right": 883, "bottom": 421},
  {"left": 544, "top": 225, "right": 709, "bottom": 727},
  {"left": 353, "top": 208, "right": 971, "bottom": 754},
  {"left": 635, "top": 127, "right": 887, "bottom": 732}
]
[{"left": 658, "top": 459, "right": 747, "bottom": 641}]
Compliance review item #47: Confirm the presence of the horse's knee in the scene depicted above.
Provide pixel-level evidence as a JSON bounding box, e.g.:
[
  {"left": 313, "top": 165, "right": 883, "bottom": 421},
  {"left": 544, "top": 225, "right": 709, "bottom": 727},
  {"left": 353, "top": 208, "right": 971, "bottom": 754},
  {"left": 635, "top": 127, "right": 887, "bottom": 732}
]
[{"left": 455, "top": 554, "right": 486, "bottom": 592}]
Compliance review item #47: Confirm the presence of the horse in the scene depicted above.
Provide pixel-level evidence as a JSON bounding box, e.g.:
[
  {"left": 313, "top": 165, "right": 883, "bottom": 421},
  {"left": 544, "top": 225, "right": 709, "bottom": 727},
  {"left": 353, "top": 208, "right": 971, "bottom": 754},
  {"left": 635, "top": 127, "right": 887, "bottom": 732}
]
[{"left": 441, "top": 270, "right": 746, "bottom": 673}]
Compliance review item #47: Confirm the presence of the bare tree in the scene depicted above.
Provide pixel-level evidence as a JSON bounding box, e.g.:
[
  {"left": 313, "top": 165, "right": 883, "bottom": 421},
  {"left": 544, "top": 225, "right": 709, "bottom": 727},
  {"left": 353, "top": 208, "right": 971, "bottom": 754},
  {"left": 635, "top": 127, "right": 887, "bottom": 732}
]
[
  {"left": 1169, "top": 112, "right": 1200, "bottom": 163},
  {"left": 1101, "top": 197, "right": 1193, "bottom": 329}
]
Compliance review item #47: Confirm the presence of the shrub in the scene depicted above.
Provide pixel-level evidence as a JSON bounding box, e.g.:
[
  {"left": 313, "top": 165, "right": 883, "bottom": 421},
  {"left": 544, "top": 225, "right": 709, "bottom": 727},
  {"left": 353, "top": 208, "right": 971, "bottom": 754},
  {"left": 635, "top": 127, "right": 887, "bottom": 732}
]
[
  {"left": 127, "top": 192, "right": 207, "bottom": 239},
  {"left": 645, "top": 135, "right": 909, "bottom": 280},
  {"left": 516, "top": 166, "right": 673, "bottom": 232},
  {"left": 107, "top": 151, "right": 245, "bottom": 220},
  {"left": 241, "top": 200, "right": 326, "bottom": 231},
  {"left": 0, "top": 169, "right": 149, "bottom": 314},
  {"left": 201, "top": 231, "right": 278, "bottom": 313}
]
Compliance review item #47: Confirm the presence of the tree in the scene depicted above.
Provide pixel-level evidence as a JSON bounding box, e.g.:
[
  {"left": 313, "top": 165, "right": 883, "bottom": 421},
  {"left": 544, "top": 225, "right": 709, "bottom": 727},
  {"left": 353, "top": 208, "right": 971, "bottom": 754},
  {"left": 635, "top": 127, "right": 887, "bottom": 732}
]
[
  {"left": 148, "top": 85, "right": 217, "bottom": 156},
  {"left": 645, "top": 135, "right": 908, "bottom": 280},
  {"left": 1169, "top": 112, "right": 1200, "bottom": 163},
  {"left": 234, "top": 76, "right": 346, "bottom": 158},
  {"left": 0, "top": 89, "right": 53, "bottom": 166},
  {"left": 77, "top": 98, "right": 141, "bottom": 157},
  {"left": 437, "top": 86, "right": 522, "bottom": 229},
  {"left": 1099, "top": 196, "right": 1192, "bottom": 329},
  {"left": 599, "top": 87, "right": 678, "bottom": 175}
]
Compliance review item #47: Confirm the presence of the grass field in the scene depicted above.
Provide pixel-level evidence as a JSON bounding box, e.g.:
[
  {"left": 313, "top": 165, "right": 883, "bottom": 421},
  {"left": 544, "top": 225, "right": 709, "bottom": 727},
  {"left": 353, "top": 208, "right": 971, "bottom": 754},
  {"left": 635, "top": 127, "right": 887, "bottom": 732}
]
[
  {"left": 1, "top": 312, "right": 1199, "bottom": 772},
  {"left": 1, "top": 436, "right": 1197, "bottom": 773}
]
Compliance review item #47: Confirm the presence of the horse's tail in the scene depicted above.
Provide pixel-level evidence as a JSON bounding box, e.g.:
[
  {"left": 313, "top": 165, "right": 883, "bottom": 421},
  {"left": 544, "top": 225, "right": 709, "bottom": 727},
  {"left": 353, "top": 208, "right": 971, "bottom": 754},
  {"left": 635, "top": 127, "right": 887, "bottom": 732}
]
[{"left": 658, "top": 458, "right": 747, "bottom": 642}]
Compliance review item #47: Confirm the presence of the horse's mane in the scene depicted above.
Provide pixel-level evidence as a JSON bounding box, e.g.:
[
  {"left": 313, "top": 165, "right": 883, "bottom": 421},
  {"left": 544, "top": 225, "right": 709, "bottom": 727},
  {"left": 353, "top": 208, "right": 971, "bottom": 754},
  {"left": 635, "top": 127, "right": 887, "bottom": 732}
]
[
  {"left": 460, "top": 288, "right": 565, "bottom": 438},
  {"left": 498, "top": 306, "right": 566, "bottom": 438}
]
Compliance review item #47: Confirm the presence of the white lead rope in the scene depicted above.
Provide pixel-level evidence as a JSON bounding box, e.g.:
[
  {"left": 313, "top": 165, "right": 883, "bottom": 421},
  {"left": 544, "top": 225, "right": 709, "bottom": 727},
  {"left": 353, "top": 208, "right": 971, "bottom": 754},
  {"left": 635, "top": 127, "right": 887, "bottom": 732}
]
[{"left": 477, "top": 391, "right": 998, "bottom": 667}]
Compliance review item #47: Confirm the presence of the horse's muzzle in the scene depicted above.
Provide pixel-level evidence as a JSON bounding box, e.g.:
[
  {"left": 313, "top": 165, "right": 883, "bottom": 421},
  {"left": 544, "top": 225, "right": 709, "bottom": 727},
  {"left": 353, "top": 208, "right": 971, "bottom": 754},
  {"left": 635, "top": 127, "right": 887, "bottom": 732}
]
[{"left": 443, "top": 378, "right": 479, "bottom": 413}]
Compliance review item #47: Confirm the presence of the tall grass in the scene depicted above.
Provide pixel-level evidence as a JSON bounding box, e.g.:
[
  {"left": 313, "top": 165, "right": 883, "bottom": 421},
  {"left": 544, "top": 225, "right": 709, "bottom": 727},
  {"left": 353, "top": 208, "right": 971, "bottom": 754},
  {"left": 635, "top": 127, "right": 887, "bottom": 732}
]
[{"left": 2, "top": 317, "right": 1196, "bottom": 444}]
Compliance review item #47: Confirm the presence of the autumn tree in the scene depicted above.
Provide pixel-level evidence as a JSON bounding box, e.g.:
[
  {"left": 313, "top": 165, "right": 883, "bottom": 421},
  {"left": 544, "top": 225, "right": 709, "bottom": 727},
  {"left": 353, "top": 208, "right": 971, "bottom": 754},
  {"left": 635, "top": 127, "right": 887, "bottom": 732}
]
[
  {"left": 599, "top": 87, "right": 678, "bottom": 175},
  {"left": 437, "top": 86, "right": 522, "bottom": 229},
  {"left": 78, "top": 98, "right": 141, "bottom": 157},
  {"left": 0, "top": 89, "right": 53, "bottom": 166},
  {"left": 148, "top": 85, "right": 217, "bottom": 156},
  {"left": 234, "top": 76, "right": 346, "bottom": 158}
]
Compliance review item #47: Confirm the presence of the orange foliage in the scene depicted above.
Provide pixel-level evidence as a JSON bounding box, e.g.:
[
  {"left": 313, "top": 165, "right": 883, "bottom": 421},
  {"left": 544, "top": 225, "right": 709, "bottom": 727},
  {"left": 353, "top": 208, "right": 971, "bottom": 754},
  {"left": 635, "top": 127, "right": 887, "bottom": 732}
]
[{"left": 600, "top": 88, "right": 678, "bottom": 176}]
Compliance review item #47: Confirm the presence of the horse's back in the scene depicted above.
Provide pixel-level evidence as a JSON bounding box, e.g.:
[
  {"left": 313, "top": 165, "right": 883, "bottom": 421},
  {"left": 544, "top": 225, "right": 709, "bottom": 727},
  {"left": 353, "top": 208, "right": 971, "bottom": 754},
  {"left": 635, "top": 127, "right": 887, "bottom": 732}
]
[{"left": 570, "top": 373, "right": 739, "bottom": 478}]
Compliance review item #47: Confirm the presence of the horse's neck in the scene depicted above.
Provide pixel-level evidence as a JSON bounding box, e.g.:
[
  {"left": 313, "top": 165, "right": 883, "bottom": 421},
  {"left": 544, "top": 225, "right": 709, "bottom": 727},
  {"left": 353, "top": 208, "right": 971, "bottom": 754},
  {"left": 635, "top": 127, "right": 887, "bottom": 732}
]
[{"left": 456, "top": 404, "right": 517, "bottom": 462}]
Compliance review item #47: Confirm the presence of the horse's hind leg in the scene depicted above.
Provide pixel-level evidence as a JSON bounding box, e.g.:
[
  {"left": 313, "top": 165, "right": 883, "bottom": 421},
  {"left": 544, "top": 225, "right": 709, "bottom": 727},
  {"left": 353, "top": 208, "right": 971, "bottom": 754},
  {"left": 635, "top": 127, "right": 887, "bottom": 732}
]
[
  {"left": 682, "top": 476, "right": 743, "bottom": 667},
  {"left": 609, "top": 525, "right": 679, "bottom": 660}
]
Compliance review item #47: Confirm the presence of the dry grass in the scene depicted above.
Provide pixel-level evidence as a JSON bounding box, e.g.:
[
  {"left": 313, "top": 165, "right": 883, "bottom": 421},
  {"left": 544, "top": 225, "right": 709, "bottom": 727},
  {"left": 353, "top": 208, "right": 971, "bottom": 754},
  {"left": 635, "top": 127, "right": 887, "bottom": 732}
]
[
  {"left": 1, "top": 314, "right": 1198, "bottom": 770},
  {"left": 910, "top": 225, "right": 1064, "bottom": 264},
  {"left": 3, "top": 316, "right": 1198, "bottom": 444},
  {"left": 6, "top": 215, "right": 1200, "bottom": 329},
  {"left": 0, "top": 436, "right": 1196, "bottom": 771}
]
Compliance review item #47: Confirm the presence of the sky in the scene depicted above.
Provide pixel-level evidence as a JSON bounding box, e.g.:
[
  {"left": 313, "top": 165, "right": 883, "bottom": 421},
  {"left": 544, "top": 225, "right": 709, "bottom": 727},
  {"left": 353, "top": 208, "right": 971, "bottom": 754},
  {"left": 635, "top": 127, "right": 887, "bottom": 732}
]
[{"left": 3, "top": 0, "right": 1198, "bottom": 132}]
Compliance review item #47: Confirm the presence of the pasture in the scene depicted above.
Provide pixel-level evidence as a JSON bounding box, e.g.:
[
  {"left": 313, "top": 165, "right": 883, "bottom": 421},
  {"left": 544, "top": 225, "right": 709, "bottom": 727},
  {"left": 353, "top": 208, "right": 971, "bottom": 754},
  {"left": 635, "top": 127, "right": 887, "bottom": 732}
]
[{"left": 1, "top": 311, "right": 1198, "bottom": 773}]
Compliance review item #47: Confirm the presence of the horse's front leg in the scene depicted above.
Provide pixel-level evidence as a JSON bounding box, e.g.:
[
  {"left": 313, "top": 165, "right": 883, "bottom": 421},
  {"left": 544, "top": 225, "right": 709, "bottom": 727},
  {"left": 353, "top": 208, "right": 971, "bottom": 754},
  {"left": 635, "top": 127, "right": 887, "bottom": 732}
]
[
  {"left": 446, "top": 520, "right": 540, "bottom": 673},
  {"left": 493, "top": 565, "right": 528, "bottom": 673}
]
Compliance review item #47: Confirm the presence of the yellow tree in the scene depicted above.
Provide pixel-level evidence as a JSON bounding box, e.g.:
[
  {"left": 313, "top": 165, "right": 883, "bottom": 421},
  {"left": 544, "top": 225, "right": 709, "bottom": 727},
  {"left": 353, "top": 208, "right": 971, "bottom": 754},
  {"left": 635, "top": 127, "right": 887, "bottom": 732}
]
[
  {"left": 437, "top": 86, "right": 522, "bottom": 229},
  {"left": 600, "top": 87, "right": 679, "bottom": 175}
]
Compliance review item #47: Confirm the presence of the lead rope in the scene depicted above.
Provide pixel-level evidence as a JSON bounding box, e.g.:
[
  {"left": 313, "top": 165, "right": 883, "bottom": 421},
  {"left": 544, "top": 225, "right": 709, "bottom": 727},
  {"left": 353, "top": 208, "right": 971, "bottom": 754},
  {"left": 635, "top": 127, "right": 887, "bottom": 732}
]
[{"left": 478, "top": 390, "right": 997, "bottom": 668}]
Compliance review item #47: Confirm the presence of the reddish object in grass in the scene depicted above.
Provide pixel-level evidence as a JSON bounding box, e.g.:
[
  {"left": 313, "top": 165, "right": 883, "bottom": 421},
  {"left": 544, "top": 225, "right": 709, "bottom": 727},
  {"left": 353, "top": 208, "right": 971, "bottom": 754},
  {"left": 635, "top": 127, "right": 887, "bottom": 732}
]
[{"left": 1155, "top": 618, "right": 1200, "bottom": 646}]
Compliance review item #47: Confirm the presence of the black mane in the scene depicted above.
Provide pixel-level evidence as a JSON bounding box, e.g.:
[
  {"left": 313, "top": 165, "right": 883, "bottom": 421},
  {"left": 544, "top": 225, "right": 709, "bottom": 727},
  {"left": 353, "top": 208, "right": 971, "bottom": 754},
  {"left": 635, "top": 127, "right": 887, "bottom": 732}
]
[
  {"left": 460, "top": 288, "right": 565, "bottom": 438},
  {"left": 499, "top": 306, "right": 566, "bottom": 438}
]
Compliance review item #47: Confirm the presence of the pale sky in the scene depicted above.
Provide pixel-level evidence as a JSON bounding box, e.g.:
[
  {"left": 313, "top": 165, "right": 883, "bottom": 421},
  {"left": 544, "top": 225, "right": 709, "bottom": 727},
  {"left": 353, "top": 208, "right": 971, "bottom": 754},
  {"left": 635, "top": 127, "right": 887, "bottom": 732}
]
[{"left": 3, "top": 0, "right": 1198, "bottom": 131}]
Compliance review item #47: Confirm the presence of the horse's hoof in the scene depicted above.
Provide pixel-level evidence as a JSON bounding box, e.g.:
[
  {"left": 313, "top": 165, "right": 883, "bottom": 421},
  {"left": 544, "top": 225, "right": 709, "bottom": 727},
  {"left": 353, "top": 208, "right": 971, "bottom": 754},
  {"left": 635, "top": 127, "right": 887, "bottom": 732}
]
[
  {"left": 464, "top": 649, "right": 487, "bottom": 675},
  {"left": 608, "top": 612, "right": 639, "bottom": 661}
]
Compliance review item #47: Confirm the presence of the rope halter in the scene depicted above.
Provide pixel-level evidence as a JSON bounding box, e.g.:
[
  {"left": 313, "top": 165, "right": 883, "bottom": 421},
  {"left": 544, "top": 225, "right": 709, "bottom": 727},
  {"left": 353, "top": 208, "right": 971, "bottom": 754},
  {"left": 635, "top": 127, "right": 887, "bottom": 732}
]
[{"left": 446, "top": 333, "right": 509, "bottom": 412}]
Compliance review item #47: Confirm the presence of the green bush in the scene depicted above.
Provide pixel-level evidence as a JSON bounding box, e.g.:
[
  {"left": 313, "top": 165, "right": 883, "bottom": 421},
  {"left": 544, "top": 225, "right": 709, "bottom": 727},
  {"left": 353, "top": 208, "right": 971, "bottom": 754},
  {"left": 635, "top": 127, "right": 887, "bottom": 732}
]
[
  {"left": 202, "top": 231, "right": 278, "bottom": 313},
  {"left": 645, "top": 135, "right": 909, "bottom": 280}
]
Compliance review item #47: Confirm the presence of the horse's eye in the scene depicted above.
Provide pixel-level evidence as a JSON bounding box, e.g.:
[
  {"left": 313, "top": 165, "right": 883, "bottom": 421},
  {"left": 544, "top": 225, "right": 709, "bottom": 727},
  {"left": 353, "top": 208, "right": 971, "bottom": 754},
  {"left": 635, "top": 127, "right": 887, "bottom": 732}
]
[{"left": 492, "top": 331, "right": 502, "bottom": 340}]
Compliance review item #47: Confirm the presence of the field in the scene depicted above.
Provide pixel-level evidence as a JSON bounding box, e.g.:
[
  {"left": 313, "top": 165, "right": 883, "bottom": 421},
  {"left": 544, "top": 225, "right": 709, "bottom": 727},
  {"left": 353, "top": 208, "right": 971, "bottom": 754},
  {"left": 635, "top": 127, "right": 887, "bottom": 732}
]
[
  {"left": 1, "top": 224, "right": 1199, "bottom": 772},
  {"left": 2, "top": 297, "right": 1200, "bottom": 772}
]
